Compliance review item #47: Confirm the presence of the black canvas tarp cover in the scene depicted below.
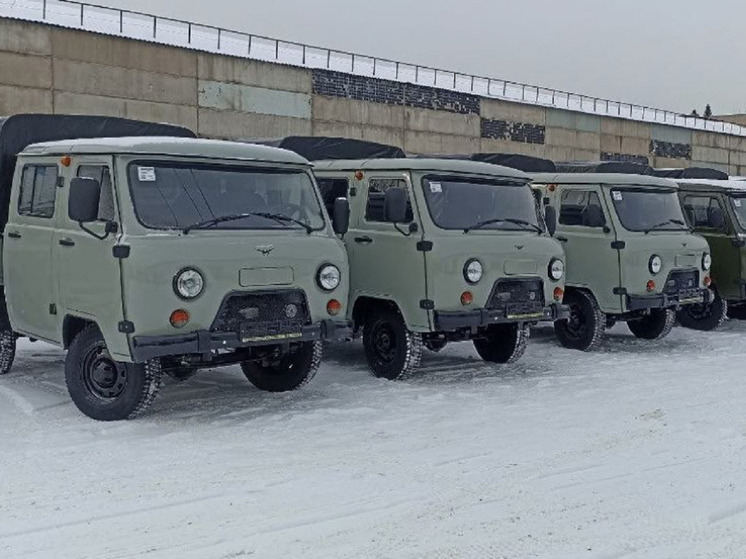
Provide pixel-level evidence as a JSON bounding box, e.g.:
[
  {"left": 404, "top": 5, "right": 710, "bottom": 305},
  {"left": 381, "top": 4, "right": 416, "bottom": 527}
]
[
  {"left": 256, "top": 136, "right": 406, "bottom": 161},
  {"left": 413, "top": 153, "right": 557, "bottom": 173},
  {"left": 0, "top": 114, "right": 195, "bottom": 230},
  {"left": 652, "top": 167, "right": 729, "bottom": 180},
  {"left": 555, "top": 161, "right": 653, "bottom": 175}
]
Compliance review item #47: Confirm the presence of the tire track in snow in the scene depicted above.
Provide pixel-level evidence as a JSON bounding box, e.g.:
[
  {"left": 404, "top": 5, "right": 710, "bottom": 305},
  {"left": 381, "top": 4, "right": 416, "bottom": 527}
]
[{"left": 0, "top": 385, "right": 35, "bottom": 416}]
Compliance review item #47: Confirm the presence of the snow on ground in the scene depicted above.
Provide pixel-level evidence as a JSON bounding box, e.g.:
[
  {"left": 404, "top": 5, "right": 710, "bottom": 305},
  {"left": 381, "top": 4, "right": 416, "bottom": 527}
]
[{"left": 2, "top": 321, "right": 746, "bottom": 559}]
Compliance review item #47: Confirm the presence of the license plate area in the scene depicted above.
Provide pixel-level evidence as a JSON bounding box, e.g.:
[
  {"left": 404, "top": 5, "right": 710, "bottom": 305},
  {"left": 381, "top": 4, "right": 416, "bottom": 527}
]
[{"left": 240, "top": 321, "right": 303, "bottom": 343}]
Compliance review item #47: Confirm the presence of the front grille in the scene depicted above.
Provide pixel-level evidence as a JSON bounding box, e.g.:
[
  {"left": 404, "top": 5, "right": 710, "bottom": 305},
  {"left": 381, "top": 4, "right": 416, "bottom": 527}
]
[
  {"left": 211, "top": 290, "right": 311, "bottom": 334},
  {"left": 664, "top": 269, "right": 700, "bottom": 295},
  {"left": 486, "top": 278, "right": 545, "bottom": 315}
]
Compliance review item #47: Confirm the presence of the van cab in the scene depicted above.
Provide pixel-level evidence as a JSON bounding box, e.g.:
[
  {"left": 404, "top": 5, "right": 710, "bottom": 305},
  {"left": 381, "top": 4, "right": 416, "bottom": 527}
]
[
  {"left": 264, "top": 137, "right": 569, "bottom": 379},
  {"left": 0, "top": 117, "right": 350, "bottom": 420}
]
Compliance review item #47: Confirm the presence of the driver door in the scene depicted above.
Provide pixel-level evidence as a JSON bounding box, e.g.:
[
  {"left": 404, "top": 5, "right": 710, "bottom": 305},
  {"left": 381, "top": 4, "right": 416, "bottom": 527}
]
[
  {"left": 54, "top": 159, "right": 125, "bottom": 333},
  {"left": 345, "top": 173, "right": 429, "bottom": 329}
]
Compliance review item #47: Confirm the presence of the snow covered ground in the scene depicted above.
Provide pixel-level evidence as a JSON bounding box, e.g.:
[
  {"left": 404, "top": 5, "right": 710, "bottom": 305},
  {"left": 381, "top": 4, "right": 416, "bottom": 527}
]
[{"left": 2, "top": 321, "right": 746, "bottom": 559}]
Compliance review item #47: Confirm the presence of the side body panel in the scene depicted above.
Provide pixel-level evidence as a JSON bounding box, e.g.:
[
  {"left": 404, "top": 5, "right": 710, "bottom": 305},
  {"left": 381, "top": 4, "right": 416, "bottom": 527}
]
[{"left": 3, "top": 156, "right": 62, "bottom": 343}]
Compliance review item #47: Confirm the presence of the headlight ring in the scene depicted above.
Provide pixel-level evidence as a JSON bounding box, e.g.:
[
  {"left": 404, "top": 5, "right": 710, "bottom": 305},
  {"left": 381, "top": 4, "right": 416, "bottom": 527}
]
[
  {"left": 548, "top": 258, "right": 565, "bottom": 281},
  {"left": 464, "top": 259, "right": 483, "bottom": 284},
  {"left": 317, "top": 264, "right": 341, "bottom": 291},
  {"left": 649, "top": 255, "right": 662, "bottom": 275},
  {"left": 702, "top": 253, "right": 712, "bottom": 271},
  {"left": 173, "top": 268, "right": 205, "bottom": 300}
]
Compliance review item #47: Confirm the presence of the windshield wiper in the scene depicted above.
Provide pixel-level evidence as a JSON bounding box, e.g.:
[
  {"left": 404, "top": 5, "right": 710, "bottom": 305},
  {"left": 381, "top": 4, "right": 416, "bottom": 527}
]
[
  {"left": 644, "top": 219, "right": 689, "bottom": 234},
  {"left": 464, "top": 218, "right": 542, "bottom": 234},
  {"left": 183, "top": 212, "right": 313, "bottom": 234}
]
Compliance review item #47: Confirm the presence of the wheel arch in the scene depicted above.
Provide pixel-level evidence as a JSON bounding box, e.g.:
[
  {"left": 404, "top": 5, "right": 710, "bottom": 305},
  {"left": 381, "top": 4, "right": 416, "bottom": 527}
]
[
  {"left": 351, "top": 295, "right": 402, "bottom": 331},
  {"left": 62, "top": 315, "right": 96, "bottom": 349}
]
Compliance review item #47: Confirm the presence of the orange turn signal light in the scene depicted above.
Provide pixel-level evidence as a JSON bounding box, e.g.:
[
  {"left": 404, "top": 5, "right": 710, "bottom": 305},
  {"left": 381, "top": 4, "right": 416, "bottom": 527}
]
[
  {"left": 646, "top": 280, "right": 656, "bottom": 293},
  {"left": 704, "top": 276, "right": 712, "bottom": 287},
  {"left": 170, "top": 309, "right": 190, "bottom": 328},
  {"left": 553, "top": 287, "right": 564, "bottom": 302},
  {"left": 327, "top": 299, "right": 342, "bottom": 316},
  {"left": 548, "top": 183, "right": 557, "bottom": 192},
  {"left": 461, "top": 291, "right": 474, "bottom": 306},
  {"left": 60, "top": 155, "right": 72, "bottom": 167},
  {"left": 354, "top": 170, "right": 364, "bottom": 181}
]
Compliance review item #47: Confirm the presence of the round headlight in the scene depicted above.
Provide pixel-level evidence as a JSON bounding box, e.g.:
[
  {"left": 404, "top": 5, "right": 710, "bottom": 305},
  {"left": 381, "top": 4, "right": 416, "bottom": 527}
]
[
  {"left": 649, "top": 255, "right": 662, "bottom": 275},
  {"left": 549, "top": 258, "right": 564, "bottom": 281},
  {"left": 317, "top": 264, "right": 341, "bottom": 291},
  {"left": 174, "top": 268, "right": 205, "bottom": 299},
  {"left": 464, "top": 259, "right": 483, "bottom": 284},
  {"left": 702, "top": 253, "right": 712, "bottom": 271}
]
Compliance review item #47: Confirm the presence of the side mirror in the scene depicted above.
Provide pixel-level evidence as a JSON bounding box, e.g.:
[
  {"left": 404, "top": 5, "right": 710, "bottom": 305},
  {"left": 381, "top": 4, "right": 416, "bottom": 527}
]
[
  {"left": 68, "top": 177, "right": 100, "bottom": 223},
  {"left": 383, "top": 188, "right": 408, "bottom": 223},
  {"left": 544, "top": 205, "right": 557, "bottom": 236},
  {"left": 332, "top": 197, "right": 350, "bottom": 235}
]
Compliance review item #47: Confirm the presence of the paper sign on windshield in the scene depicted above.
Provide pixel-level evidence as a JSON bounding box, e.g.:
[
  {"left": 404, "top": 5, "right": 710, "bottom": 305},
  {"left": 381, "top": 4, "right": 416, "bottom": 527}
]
[
  {"left": 612, "top": 191, "right": 623, "bottom": 201},
  {"left": 735, "top": 199, "right": 742, "bottom": 207},
  {"left": 138, "top": 167, "right": 157, "bottom": 182},
  {"left": 430, "top": 182, "right": 443, "bottom": 193}
]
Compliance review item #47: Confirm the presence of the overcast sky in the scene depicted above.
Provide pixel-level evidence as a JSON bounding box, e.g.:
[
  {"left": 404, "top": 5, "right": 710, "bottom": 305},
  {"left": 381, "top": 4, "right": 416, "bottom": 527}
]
[{"left": 98, "top": 0, "right": 745, "bottom": 115}]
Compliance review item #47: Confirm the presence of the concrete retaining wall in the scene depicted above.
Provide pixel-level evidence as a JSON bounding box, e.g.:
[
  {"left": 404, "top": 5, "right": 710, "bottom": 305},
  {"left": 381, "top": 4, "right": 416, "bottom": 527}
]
[{"left": 3, "top": 17, "right": 746, "bottom": 174}]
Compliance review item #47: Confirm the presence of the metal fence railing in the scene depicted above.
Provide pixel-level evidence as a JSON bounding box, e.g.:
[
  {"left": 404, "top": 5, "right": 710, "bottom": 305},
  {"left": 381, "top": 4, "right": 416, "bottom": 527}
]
[{"left": 2, "top": 0, "right": 745, "bottom": 138}]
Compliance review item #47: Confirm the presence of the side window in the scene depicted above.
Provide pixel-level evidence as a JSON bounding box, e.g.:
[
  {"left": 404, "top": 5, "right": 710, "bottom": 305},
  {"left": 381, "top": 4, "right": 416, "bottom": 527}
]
[
  {"left": 18, "top": 165, "right": 58, "bottom": 218},
  {"left": 365, "top": 178, "right": 413, "bottom": 223},
  {"left": 317, "top": 178, "right": 349, "bottom": 216},
  {"left": 683, "top": 195, "right": 726, "bottom": 231},
  {"left": 559, "top": 189, "right": 606, "bottom": 227},
  {"left": 77, "top": 165, "right": 115, "bottom": 221}
]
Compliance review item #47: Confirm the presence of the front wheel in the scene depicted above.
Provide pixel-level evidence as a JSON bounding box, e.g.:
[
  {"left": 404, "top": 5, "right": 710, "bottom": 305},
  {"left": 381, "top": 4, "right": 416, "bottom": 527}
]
[
  {"left": 627, "top": 308, "right": 675, "bottom": 340},
  {"left": 65, "top": 325, "right": 162, "bottom": 421},
  {"left": 473, "top": 323, "right": 530, "bottom": 364},
  {"left": 0, "top": 330, "right": 16, "bottom": 375},
  {"left": 241, "top": 341, "right": 322, "bottom": 392},
  {"left": 554, "top": 290, "right": 605, "bottom": 351},
  {"left": 677, "top": 291, "right": 727, "bottom": 331},
  {"left": 363, "top": 308, "right": 422, "bottom": 380}
]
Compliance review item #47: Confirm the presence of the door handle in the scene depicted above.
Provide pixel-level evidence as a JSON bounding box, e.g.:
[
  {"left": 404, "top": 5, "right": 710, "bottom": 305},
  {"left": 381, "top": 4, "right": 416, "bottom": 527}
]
[
  {"left": 59, "top": 238, "right": 75, "bottom": 247},
  {"left": 354, "top": 236, "right": 373, "bottom": 244},
  {"left": 556, "top": 235, "right": 568, "bottom": 242},
  {"left": 6, "top": 231, "right": 21, "bottom": 239}
]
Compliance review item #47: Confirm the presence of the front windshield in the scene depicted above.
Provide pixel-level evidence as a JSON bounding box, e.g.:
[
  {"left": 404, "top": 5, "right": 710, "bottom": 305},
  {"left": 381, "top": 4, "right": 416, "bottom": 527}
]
[
  {"left": 731, "top": 196, "right": 746, "bottom": 230},
  {"left": 610, "top": 187, "right": 688, "bottom": 232},
  {"left": 422, "top": 177, "right": 542, "bottom": 232},
  {"left": 127, "top": 161, "right": 326, "bottom": 231}
]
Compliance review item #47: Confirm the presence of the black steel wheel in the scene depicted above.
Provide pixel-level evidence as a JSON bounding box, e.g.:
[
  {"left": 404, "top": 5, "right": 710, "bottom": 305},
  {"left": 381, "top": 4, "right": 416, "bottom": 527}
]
[
  {"left": 473, "top": 323, "right": 530, "bottom": 364},
  {"left": 241, "top": 341, "right": 321, "bottom": 392},
  {"left": 362, "top": 308, "right": 422, "bottom": 380},
  {"left": 554, "top": 289, "right": 605, "bottom": 351},
  {"left": 678, "top": 291, "right": 728, "bottom": 331},
  {"left": 627, "top": 308, "right": 675, "bottom": 340},
  {"left": 65, "top": 325, "right": 162, "bottom": 421}
]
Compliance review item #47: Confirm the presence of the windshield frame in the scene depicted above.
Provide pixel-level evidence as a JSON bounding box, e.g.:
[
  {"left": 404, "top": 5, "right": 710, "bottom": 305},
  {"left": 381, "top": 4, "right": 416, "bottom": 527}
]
[
  {"left": 125, "top": 159, "right": 327, "bottom": 233},
  {"left": 419, "top": 174, "right": 544, "bottom": 233},
  {"left": 609, "top": 186, "right": 689, "bottom": 233}
]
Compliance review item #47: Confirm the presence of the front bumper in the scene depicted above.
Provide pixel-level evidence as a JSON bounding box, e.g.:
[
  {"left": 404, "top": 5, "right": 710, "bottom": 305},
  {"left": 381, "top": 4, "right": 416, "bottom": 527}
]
[
  {"left": 626, "top": 288, "right": 712, "bottom": 312},
  {"left": 131, "top": 319, "right": 351, "bottom": 363},
  {"left": 433, "top": 303, "right": 569, "bottom": 332}
]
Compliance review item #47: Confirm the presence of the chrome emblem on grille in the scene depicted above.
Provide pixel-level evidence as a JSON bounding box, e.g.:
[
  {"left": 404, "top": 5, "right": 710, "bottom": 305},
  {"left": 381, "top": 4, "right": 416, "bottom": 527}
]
[
  {"left": 285, "top": 304, "right": 298, "bottom": 318},
  {"left": 529, "top": 292, "right": 537, "bottom": 301}
]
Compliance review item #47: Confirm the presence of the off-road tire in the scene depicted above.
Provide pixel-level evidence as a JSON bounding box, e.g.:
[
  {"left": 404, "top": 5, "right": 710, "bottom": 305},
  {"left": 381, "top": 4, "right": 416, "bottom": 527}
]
[
  {"left": 677, "top": 291, "right": 727, "bottom": 331},
  {"left": 473, "top": 323, "right": 530, "bottom": 364},
  {"left": 165, "top": 367, "right": 198, "bottom": 382},
  {"left": 554, "top": 289, "right": 605, "bottom": 351},
  {"left": 363, "top": 308, "right": 422, "bottom": 380},
  {"left": 241, "top": 341, "right": 322, "bottom": 392},
  {"left": 0, "top": 330, "right": 16, "bottom": 375},
  {"left": 627, "top": 308, "right": 675, "bottom": 340},
  {"left": 65, "top": 325, "right": 162, "bottom": 421}
]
